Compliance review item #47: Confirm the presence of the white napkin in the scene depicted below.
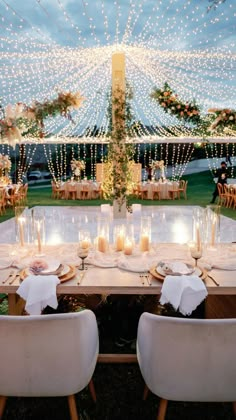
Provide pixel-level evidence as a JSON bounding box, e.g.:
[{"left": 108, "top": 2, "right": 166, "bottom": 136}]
[
  {"left": 86, "top": 251, "right": 119, "bottom": 268},
  {"left": 160, "top": 275, "right": 208, "bottom": 316},
  {"left": 202, "top": 256, "right": 236, "bottom": 271},
  {"left": 17, "top": 275, "right": 60, "bottom": 315},
  {"left": 118, "top": 255, "right": 156, "bottom": 273}
]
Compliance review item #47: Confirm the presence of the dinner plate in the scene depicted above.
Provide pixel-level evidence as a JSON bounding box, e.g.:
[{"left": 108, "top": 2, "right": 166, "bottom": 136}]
[
  {"left": 156, "top": 263, "right": 195, "bottom": 277},
  {"left": 20, "top": 265, "right": 76, "bottom": 283},
  {"left": 149, "top": 265, "right": 206, "bottom": 282}
]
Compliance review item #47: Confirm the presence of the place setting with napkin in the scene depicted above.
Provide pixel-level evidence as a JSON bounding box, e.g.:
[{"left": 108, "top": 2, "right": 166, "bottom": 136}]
[
  {"left": 16, "top": 258, "right": 61, "bottom": 315},
  {"left": 157, "top": 261, "right": 208, "bottom": 316}
]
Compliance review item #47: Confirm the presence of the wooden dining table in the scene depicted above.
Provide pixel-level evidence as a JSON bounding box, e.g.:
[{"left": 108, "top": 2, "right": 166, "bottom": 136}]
[{"left": 1, "top": 242, "right": 236, "bottom": 363}]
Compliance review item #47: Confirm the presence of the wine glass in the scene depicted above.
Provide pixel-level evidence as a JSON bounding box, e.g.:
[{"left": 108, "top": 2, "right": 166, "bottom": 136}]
[
  {"left": 78, "top": 231, "right": 91, "bottom": 270},
  {"left": 77, "top": 246, "right": 89, "bottom": 270},
  {"left": 188, "top": 242, "right": 202, "bottom": 267}
]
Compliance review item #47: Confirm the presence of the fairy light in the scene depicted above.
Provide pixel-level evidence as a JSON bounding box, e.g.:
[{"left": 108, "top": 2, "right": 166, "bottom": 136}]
[{"left": 0, "top": 1, "right": 235, "bottom": 148}]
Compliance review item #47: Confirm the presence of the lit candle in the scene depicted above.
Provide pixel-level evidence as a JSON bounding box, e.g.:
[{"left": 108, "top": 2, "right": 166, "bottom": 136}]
[
  {"left": 115, "top": 232, "right": 125, "bottom": 251},
  {"left": 196, "top": 223, "right": 201, "bottom": 251},
  {"left": 98, "top": 236, "right": 107, "bottom": 253},
  {"left": 18, "top": 217, "right": 25, "bottom": 247},
  {"left": 211, "top": 215, "right": 216, "bottom": 247},
  {"left": 140, "top": 234, "right": 150, "bottom": 252},
  {"left": 124, "top": 239, "right": 133, "bottom": 255},
  {"left": 36, "top": 221, "right": 42, "bottom": 254},
  {"left": 81, "top": 239, "right": 90, "bottom": 249}
]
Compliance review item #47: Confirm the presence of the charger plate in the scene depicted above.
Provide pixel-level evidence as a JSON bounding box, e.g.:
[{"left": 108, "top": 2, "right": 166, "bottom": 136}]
[
  {"left": 149, "top": 265, "right": 207, "bottom": 282},
  {"left": 20, "top": 265, "right": 77, "bottom": 283}
]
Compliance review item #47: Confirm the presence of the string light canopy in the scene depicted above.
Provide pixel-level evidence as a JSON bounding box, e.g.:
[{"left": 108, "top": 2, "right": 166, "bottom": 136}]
[{"left": 0, "top": 0, "right": 235, "bottom": 144}]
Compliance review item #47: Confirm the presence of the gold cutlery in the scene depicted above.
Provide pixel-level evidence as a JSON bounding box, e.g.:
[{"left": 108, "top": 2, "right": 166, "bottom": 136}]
[
  {"left": 139, "top": 274, "right": 145, "bottom": 285},
  {"left": 145, "top": 273, "right": 152, "bottom": 286},
  {"left": 207, "top": 273, "right": 219, "bottom": 287},
  {"left": 2, "top": 270, "right": 14, "bottom": 284},
  {"left": 77, "top": 271, "right": 86, "bottom": 285},
  {"left": 9, "top": 273, "right": 21, "bottom": 285}
]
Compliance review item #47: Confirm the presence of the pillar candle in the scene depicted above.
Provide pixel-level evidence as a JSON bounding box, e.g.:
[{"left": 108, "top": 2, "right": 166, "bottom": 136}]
[
  {"left": 18, "top": 217, "right": 25, "bottom": 247},
  {"left": 36, "top": 221, "right": 42, "bottom": 254},
  {"left": 211, "top": 216, "right": 216, "bottom": 247},
  {"left": 124, "top": 239, "right": 133, "bottom": 255},
  {"left": 196, "top": 223, "right": 201, "bottom": 251},
  {"left": 98, "top": 236, "right": 107, "bottom": 253},
  {"left": 140, "top": 234, "right": 149, "bottom": 252},
  {"left": 115, "top": 232, "right": 125, "bottom": 251}
]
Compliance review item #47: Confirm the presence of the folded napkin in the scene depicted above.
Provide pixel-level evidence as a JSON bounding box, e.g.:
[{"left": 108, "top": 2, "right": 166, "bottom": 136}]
[
  {"left": 117, "top": 255, "right": 157, "bottom": 273},
  {"left": 160, "top": 275, "right": 208, "bottom": 316},
  {"left": 202, "top": 256, "right": 236, "bottom": 271},
  {"left": 158, "top": 261, "right": 193, "bottom": 275},
  {"left": 17, "top": 275, "right": 60, "bottom": 315},
  {"left": 86, "top": 252, "right": 119, "bottom": 268}
]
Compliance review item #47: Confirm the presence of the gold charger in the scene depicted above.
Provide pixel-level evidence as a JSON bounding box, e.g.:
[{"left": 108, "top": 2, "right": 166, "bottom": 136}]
[
  {"left": 20, "top": 265, "right": 77, "bottom": 283},
  {"left": 149, "top": 265, "right": 207, "bottom": 282}
]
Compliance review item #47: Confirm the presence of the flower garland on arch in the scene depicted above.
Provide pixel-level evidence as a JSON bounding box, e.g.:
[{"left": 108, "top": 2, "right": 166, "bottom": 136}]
[
  {"left": 151, "top": 82, "right": 200, "bottom": 124},
  {"left": 0, "top": 91, "right": 84, "bottom": 147},
  {"left": 208, "top": 108, "right": 236, "bottom": 134}
]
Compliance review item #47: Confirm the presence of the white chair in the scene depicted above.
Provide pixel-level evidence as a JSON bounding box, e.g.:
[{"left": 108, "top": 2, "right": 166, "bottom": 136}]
[
  {"left": 137, "top": 313, "right": 236, "bottom": 420},
  {"left": 0, "top": 310, "right": 99, "bottom": 420}
]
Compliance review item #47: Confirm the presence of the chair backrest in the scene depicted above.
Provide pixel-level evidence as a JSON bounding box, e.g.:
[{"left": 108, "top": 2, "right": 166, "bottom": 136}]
[
  {"left": 178, "top": 180, "right": 185, "bottom": 189},
  {"left": 217, "top": 182, "right": 223, "bottom": 195},
  {"left": 137, "top": 313, "right": 236, "bottom": 402},
  {"left": 0, "top": 310, "right": 99, "bottom": 397}
]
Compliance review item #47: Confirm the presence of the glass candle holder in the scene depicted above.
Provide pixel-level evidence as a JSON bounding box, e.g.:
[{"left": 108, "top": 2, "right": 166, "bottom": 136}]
[
  {"left": 124, "top": 237, "right": 134, "bottom": 255},
  {"left": 206, "top": 204, "right": 221, "bottom": 247},
  {"left": 34, "top": 216, "right": 45, "bottom": 256},
  {"left": 140, "top": 216, "right": 151, "bottom": 252},
  {"left": 192, "top": 208, "right": 204, "bottom": 250},
  {"left": 113, "top": 225, "right": 126, "bottom": 251},
  {"left": 97, "top": 218, "right": 109, "bottom": 253}
]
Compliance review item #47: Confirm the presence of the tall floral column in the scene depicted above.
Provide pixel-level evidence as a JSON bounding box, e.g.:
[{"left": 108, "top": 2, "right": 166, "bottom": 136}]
[{"left": 111, "top": 52, "right": 127, "bottom": 218}]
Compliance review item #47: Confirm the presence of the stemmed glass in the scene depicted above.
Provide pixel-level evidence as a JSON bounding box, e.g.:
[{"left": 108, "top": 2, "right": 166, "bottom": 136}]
[
  {"left": 77, "top": 231, "right": 91, "bottom": 271},
  {"left": 188, "top": 242, "right": 202, "bottom": 267}
]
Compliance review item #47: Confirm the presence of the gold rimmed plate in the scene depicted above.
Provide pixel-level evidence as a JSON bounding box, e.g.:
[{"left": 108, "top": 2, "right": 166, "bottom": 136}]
[
  {"left": 149, "top": 265, "right": 207, "bottom": 282},
  {"left": 20, "top": 264, "right": 77, "bottom": 283}
]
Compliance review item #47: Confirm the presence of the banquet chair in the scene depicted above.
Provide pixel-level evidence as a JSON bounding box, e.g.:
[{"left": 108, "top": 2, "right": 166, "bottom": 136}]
[
  {"left": 137, "top": 313, "right": 236, "bottom": 420},
  {"left": 168, "top": 183, "right": 179, "bottom": 200},
  {"left": 177, "top": 180, "right": 188, "bottom": 200},
  {"left": 0, "top": 310, "right": 99, "bottom": 420},
  {"left": 0, "top": 188, "right": 6, "bottom": 214},
  {"left": 81, "top": 184, "right": 90, "bottom": 200},
  {"left": 67, "top": 183, "right": 77, "bottom": 200},
  {"left": 217, "top": 183, "right": 227, "bottom": 206},
  {"left": 152, "top": 184, "right": 161, "bottom": 200}
]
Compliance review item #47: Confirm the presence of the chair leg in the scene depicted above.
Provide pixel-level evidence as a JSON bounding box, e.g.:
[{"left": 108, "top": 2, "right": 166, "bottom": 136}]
[
  {"left": 157, "top": 398, "right": 168, "bottom": 420},
  {"left": 232, "top": 401, "right": 236, "bottom": 416},
  {"left": 88, "top": 379, "right": 97, "bottom": 403},
  {"left": 143, "top": 384, "right": 149, "bottom": 401},
  {"left": 67, "top": 394, "right": 79, "bottom": 420},
  {"left": 0, "top": 396, "right": 7, "bottom": 418}
]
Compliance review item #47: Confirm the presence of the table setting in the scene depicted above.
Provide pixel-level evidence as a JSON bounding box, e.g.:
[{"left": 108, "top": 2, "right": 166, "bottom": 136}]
[{"left": 1, "top": 208, "right": 236, "bottom": 316}]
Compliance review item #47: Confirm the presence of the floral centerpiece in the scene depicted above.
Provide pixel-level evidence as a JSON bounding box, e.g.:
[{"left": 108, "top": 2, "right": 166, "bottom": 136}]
[
  {"left": 151, "top": 82, "right": 200, "bottom": 124},
  {"left": 71, "top": 159, "right": 85, "bottom": 180},
  {"left": 208, "top": 108, "right": 236, "bottom": 134},
  {"left": 151, "top": 160, "right": 165, "bottom": 179}
]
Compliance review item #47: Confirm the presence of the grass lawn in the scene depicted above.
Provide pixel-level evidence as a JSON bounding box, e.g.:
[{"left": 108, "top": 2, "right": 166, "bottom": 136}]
[{"left": 1, "top": 170, "right": 236, "bottom": 223}]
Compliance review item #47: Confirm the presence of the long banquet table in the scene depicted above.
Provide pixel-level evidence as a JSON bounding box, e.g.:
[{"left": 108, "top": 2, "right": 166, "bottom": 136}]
[
  {"left": 1, "top": 243, "right": 236, "bottom": 314},
  {"left": 1, "top": 242, "right": 236, "bottom": 363}
]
